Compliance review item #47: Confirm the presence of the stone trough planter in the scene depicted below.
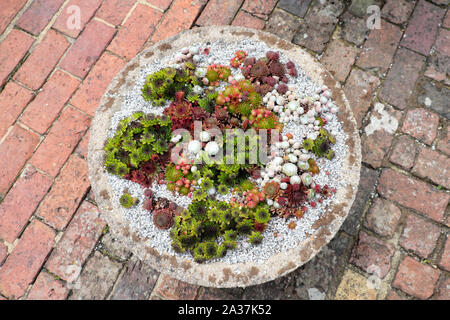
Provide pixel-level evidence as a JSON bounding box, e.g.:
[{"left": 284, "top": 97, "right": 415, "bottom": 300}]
[{"left": 88, "top": 26, "right": 361, "bottom": 288}]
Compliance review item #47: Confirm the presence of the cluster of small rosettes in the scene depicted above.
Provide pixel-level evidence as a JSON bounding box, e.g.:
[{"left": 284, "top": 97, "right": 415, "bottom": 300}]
[{"left": 104, "top": 45, "right": 340, "bottom": 262}]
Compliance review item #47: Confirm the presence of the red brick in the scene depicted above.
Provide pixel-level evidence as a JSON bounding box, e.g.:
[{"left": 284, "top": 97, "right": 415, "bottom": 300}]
[
  {"left": 364, "top": 198, "right": 402, "bottom": 238},
  {"left": 14, "top": 29, "right": 70, "bottom": 90},
  {"left": 108, "top": 4, "right": 162, "bottom": 60},
  {"left": 20, "top": 70, "right": 80, "bottom": 134},
  {"left": 0, "top": 167, "right": 53, "bottom": 243},
  {"left": 0, "top": 0, "right": 27, "bottom": 35},
  {"left": 29, "top": 107, "right": 91, "bottom": 177},
  {"left": 377, "top": 169, "right": 449, "bottom": 222},
  {"left": 27, "top": 271, "right": 69, "bottom": 300},
  {"left": 46, "top": 201, "right": 105, "bottom": 281},
  {"left": 386, "top": 290, "right": 405, "bottom": 300},
  {"left": 0, "top": 125, "right": 39, "bottom": 194},
  {"left": 439, "top": 237, "right": 450, "bottom": 271},
  {"left": 0, "top": 29, "right": 34, "bottom": 87},
  {"left": 16, "top": 0, "right": 65, "bottom": 36},
  {"left": 350, "top": 231, "right": 395, "bottom": 279},
  {"left": 155, "top": 274, "right": 199, "bottom": 300},
  {"left": 151, "top": 0, "right": 207, "bottom": 43},
  {"left": 379, "top": 47, "right": 425, "bottom": 110},
  {"left": 147, "top": 0, "right": 173, "bottom": 11},
  {"left": 277, "top": 0, "right": 312, "bottom": 18},
  {"left": 401, "top": 0, "right": 445, "bottom": 56},
  {"left": 59, "top": 20, "right": 116, "bottom": 78},
  {"left": 0, "top": 82, "right": 34, "bottom": 139},
  {"left": 71, "top": 53, "right": 126, "bottom": 115},
  {"left": 197, "top": 0, "right": 243, "bottom": 26},
  {"left": 434, "top": 28, "right": 450, "bottom": 56},
  {"left": 36, "top": 155, "right": 90, "bottom": 230},
  {"left": 232, "top": 10, "right": 266, "bottom": 29},
  {"left": 361, "top": 103, "right": 402, "bottom": 168},
  {"left": 412, "top": 147, "right": 450, "bottom": 189},
  {"left": 0, "top": 220, "right": 55, "bottom": 299},
  {"left": 321, "top": 39, "right": 358, "bottom": 82},
  {"left": 444, "top": 10, "right": 450, "bottom": 29},
  {"left": 293, "top": 14, "right": 336, "bottom": 53},
  {"left": 401, "top": 108, "right": 439, "bottom": 145},
  {"left": 339, "top": 12, "right": 370, "bottom": 46},
  {"left": 434, "top": 276, "right": 450, "bottom": 300},
  {"left": 264, "top": 8, "right": 302, "bottom": 42},
  {"left": 381, "top": 0, "right": 415, "bottom": 25},
  {"left": 437, "top": 127, "right": 450, "bottom": 156},
  {"left": 53, "top": 0, "right": 103, "bottom": 38},
  {"left": 343, "top": 69, "right": 380, "bottom": 129},
  {"left": 400, "top": 214, "right": 441, "bottom": 258},
  {"left": 96, "top": 0, "right": 136, "bottom": 26},
  {"left": 75, "top": 131, "right": 90, "bottom": 159},
  {"left": 0, "top": 242, "right": 7, "bottom": 264},
  {"left": 356, "top": 19, "right": 403, "bottom": 75},
  {"left": 393, "top": 256, "right": 440, "bottom": 299},
  {"left": 389, "top": 135, "right": 417, "bottom": 170},
  {"left": 425, "top": 52, "right": 450, "bottom": 86},
  {"left": 241, "top": 0, "right": 277, "bottom": 20}
]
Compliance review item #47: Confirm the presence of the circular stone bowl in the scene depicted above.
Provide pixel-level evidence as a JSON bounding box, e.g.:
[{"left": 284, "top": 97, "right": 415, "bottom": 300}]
[{"left": 88, "top": 26, "right": 361, "bottom": 288}]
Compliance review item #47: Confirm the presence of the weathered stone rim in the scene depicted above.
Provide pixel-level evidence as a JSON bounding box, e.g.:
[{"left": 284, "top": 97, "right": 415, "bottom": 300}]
[{"left": 88, "top": 26, "right": 361, "bottom": 288}]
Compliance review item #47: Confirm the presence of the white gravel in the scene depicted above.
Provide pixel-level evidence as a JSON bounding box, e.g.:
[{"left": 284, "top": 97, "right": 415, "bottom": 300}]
[{"left": 105, "top": 39, "right": 349, "bottom": 265}]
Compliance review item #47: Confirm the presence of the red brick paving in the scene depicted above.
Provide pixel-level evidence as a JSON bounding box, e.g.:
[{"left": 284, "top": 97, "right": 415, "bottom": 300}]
[
  {"left": 20, "top": 70, "right": 81, "bottom": 134},
  {"left": 0, "top": 29, "right": 35, "bottom": 87},
  {"left": 0, "top": 167, "right": 53, "bottom": 243},
  {"left": 356, "top": 19, "right": 402, "bottom": 75},
  {"left": 0, "top": 220, "right": 55, "bottom": 299},
  {"left": 154, "top": 274, "right": 199, "bottom": 299},
  {"left": 70, "top": 52, "right": 126, "bottom": 116},
  {"left": 321, "top": 39, "right": 358, "bottom": 82},
  {"left": 46, "top": 201, "right": 105, "bottom": 281},
  {"left": 151, "top": 0, "right": 207, "bottom": 43},
  {"left": 108, "top": 3, "right": 163, "bottom": 60},
  {"left": 399, "top": 214, "right": 441, "bottom": 258},
  {"left": 439, "top": 238, "right": 450, "bottom": 272},
  {"left": 0, "top": 125, "right": 40, "bottom": 194},
  {"left": 53, "top": 0, "right": 104, "bottom": 38},
  {"left": 378, "top": 169, "right": 449, "bottom": 223},
  {"left": 16, "top": 0, "right": 65, "bottom": 36},
  {"left": 400, "top": 0, "right": 445, "bottom": 56},
  {"left": 364, "top": 198, "right": 402, "bottom": 238},
  {"left": 0, "top": 82, "right": 34, "bottom": 139},
  {"left": 393, "top": 256, "right": 440, "bottom": 299},
  {"left": 14, "top": 29, "right": 70, "bottom": 90},
  {"left": 389, "top": 135, "right": 417, "bottom": 170},
  {"left": 26, "top": 271, "right": 69, "bottom": 300},
  {"left": 231, "top": 10, "right": 266, "bottom": 29},
  {"left": 197, "top": 0, "right": 243, "bottom": 26},
  {"left": 401, "top": 108, "right": 440, "bottom": 145},
  {"left": 412, "top": 147, "right": 450, "bottom": 189},
  {"left": 0, "top": 0, "right": 28, "bottom": 35},
  {"left": 59, "top": 19, "right": 116, "bottom": 78},
  {"left": 350, "top": 231, "right": 395, "bottom": 279},
  {"left": 0, "top": 243, "right": 7, "bottom": 264},
  {"left": 36, "top": 155, "right": 90, "bottom": 230},
  {"left": 28, "top": 106, "right": 91, "bottom": 177},
  {"left": 96, "top": 0, "right": 136, "bottom": 26},
  {"left": 379, "top": 47, "right": 425, "bottom": 110},
  {"left": 0, "top": 0, "right": 448, "bottom": 301},
  {"left": 343, "top": 68, "right": 380, "bottom": 129}
]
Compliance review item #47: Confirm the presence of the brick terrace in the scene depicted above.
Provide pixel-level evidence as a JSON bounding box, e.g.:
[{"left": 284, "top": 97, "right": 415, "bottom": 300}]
[{"left": 0, "top": 0, "right": 448, "bottom": 300}]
